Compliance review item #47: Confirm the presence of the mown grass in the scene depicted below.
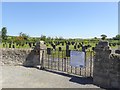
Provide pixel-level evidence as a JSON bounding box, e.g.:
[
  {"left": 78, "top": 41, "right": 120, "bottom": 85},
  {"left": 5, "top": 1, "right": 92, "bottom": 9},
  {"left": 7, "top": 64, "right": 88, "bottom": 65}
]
[{"left": 0, "top": 41, "right": 118, "bottom": 50}]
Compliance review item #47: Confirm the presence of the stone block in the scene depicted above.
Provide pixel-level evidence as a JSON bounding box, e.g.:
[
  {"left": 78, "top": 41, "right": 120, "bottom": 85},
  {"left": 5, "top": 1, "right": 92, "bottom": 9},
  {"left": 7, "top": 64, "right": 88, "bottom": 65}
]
[
  {"left": 97, "top": 41, "right": 109, "bottom": 47},
  {"left": 93, "top": 76, "right": 110, "bottom": 88},
  {"left": 110, "top": 81, "right": 119, "bottom": 88}
]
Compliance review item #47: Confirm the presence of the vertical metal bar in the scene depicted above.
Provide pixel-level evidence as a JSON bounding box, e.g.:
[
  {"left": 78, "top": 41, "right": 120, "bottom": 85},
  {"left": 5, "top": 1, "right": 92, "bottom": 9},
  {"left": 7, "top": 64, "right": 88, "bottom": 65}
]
[
  {"left": 75, "top": 67, "right": 77, "bottom": 75},
  {"left": 71, "top": 66, "right": 72, "bottom": 73},
  {"left": 62, "top": 50, "right": 63, "bottom": 71},
  {"left": 67, "top": 57, "right": 68, "bottom": 72},
  {"left": 64, "top": 58, "right": 66, "bottom": 72},
  {"left": 54, "top": 50, "right": 56, "bottom": 70},
  {"left": 92, "top": 51, "right": 94, "bottom": 77},
  {"left": 90, "top": 51, "right": 92, "bottom": 77},
  {"left": 80, "top": 68, "right": 81, "bottom": 76},
  {"left": 53, "top": 50, "right": 55, "bottom": 70},
  {"left": 58, "top": 51, "right": 60, "bottom": 71},
  {"left": 51, "top": 50, "right": 53, "bottom": 69},
  {"left": 84, "top": 51, "right": 86, "bottom": 77},
  {"left": 48, "top": 54, "right": 49, "bottom": 69}
]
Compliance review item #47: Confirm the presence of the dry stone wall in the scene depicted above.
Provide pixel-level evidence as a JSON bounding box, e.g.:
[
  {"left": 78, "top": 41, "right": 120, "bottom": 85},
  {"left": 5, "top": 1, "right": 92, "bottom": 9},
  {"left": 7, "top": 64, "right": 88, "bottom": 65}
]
[
  {"left": 0, "top": 41, "right": 47, "bottom": 66},
  {"left": 1, "top": 48, "right": 32, "bottom": 66}
]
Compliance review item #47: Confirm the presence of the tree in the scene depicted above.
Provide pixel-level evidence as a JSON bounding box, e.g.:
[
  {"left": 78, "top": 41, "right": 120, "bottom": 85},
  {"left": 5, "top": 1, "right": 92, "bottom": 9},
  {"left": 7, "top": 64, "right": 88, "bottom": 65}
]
[
  {"left": 19, "top": 32, "right": 29, "bottom": 40},
  {"left": 59, "top": 36, "right": 64, "bottom": 40},
  {"left": 94, "top": 37, "right": 97, "bottom": 40},
  {"left": 101, "top": 34, "right": 107, "bottom": 40},
  {"left": 40, "top": 35, "right": 46, "bottom": 41},
  {"left": 1, "top": 27, "right": 7, "bottom": 40},
  {"left": 115, "top": 34, "right": 120, "bottom": 40}
]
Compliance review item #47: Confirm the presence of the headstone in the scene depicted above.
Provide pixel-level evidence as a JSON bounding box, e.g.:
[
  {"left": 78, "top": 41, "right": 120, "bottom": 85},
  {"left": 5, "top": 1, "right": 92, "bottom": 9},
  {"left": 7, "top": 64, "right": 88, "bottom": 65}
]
[
  {"left": 3, "top": 44, "right": 5, "bottom": 48},
  {"left": 9, "top": 43, "right": 11, "bottom": 48},
  {"left": 115, "top": 50, "right": 120, "bottom": 54},
  {"left": 59, "top": 47, "right": 62, "bottom": 51},
  {"left": 66, "top": 50, "right": 70, "bottom": 57},
  {"left": 82, "top": 42, "right": 84, "bottom": 45},
  {"left": 16, "top": 43, "right": 19, "bottom": 46},
  {"left": 12, "top": 45, "right": 15, "bottom": 48},
  {"left": 29, "top": 43, "right": 32, "bottom": 47},
  {"left": 66, "top": 45, "right": 69, "bottom": 50},
  {"left": 74, "top": 45, "right": 76, "bottom": 49},
  {"left": 62, "top": 42, "right": 64, "bottom": 46},
  {"left": 53, "top": 45, "right": 56, "bottom": 50},
  {"left": 68, "top": 41, "right": 70, "bottom": 45},
  {"left": 33, "top": 42, "right": 35, "bottom": 46},
  {"left": 22, "top": 44, "right": 24, "bottom": 47},
  {"left": 82, "top": 45, "right": 86, "bottom": 52},
  {"left": 47, "top": 48, "right": 51, "bottom": 55},
  {"left": 92, "top": 47, "right": 95, "bottom": 51},
  {"left": 71, "top": 42, "right": 75, "bottom": 45},
  {"left": 77, "top": 45, "right": 80, "bottom": 48}
]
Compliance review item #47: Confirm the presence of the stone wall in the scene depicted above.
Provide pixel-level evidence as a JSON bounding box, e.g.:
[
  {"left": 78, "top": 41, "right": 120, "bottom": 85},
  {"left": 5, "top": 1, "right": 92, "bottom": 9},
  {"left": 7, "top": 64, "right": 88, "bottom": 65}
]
[
  {"left": 93, "top": 41, "right": 120, "bottom": 89},
  {"left": 0, "top": 41, "right": 46, "bottom": 66},
  {"left": 1, "top": 48, "right": 32, "bottom": 66}
]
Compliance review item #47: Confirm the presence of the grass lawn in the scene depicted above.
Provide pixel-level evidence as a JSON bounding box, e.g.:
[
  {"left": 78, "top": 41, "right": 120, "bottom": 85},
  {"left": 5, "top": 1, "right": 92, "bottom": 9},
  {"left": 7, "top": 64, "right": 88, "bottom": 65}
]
[{"left": 0, "top": 40, "right": 118, "bottom": 50}]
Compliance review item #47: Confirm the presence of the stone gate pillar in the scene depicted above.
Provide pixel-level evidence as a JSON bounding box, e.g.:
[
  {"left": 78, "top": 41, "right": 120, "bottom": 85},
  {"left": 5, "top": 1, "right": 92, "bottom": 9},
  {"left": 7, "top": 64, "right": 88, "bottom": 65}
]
[
  {"left": 23, "top": 41, "right": 46, "bottom": 68},
  {"left": 93, "top": 41, "right": 111, "bottom": 88},
  {"left": 34, "top": 41, "right": 46, "bottom": 69},
  {"left": 93, "top": 41, "right": 120, "bottom": 89}
]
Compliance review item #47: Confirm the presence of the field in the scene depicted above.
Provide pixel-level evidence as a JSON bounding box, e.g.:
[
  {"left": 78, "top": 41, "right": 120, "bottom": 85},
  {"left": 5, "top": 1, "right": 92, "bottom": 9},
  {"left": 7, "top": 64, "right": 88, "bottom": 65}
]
[{"left": 0, "top": 39, "right": 119, "bottom": 51}]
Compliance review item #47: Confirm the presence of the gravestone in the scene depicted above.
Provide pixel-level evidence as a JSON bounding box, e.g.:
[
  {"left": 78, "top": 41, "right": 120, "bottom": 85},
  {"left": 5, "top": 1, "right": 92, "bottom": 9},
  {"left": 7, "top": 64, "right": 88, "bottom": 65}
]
[
  {"left": 77, "top": 45, "right": 80, "bottom": 48},
  {"left": 59, "top": 47, "right": 62, "bottom": 51},
  {"left": 3, "top": 44, "right": 5, "bottom": 48},
  {"left": 53, "top": 45, "right": 56, "bottom": 50},
  {"left": 74, "top": 45, "right": 76, "bottom": 49},
  {"left": 47, "top": 48, "right": 51, "bottom": 55},
  {"left": 28, "top": 43, "right": 31, "bottom": 47},
  {"left": 62, "top": 43, "right": 64, "bottom": 46},
  {"left": 66, "top": 50, "right": 70, "bottom": 57},
  {"left": 9, "top": 43, "right": 11, "bottom": 48},
  {"left": 66, "top": 45, "right": 69, "bottom": 50},
  {"left": 82, "top": 45, "right": 86, "bottom": 52},
  {"left": 12, "top": 45, "right": 15, "bottom": 48}
]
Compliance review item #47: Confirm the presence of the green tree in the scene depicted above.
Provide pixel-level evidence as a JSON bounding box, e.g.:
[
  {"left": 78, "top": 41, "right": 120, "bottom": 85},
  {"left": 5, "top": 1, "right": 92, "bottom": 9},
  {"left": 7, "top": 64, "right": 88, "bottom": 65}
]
[
  {"left": 101, "top": 34, "right": 107, "bottom": 40},
  {"left": 1, "top": 27, "right": 7, "bottom": 40},
  {"left": 94, "top": 37, "right": 97, "bottom": 40},
  {"left": 40, "top": 35, "right": 46, "bottom": 41},
  {"left": 115, "top": 34, "right": 120, "bottom": 40},
  {"left": 19, "top": 32, "right": 29, "bottom": 40}
]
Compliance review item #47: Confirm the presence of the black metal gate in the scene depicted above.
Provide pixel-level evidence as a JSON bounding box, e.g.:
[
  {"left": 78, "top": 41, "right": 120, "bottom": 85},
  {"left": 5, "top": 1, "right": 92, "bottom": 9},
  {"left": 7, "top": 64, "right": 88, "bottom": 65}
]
[{"left": 42, "top": 49, "right": 94, "bottom": 77}]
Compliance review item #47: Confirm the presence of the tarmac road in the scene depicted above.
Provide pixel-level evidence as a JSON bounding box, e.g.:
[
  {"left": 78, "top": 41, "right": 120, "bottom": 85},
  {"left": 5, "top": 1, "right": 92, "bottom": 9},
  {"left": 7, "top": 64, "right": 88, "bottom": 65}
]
[{"left": 1, "top": 66, "right": 100, "bottom": 88}]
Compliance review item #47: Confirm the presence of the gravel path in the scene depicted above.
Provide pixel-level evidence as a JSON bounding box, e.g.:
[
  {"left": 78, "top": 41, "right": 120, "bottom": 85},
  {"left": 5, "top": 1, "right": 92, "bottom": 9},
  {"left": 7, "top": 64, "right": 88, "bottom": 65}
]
[{"left": 1, "top": 66, "right": 100, "bottom": 88}]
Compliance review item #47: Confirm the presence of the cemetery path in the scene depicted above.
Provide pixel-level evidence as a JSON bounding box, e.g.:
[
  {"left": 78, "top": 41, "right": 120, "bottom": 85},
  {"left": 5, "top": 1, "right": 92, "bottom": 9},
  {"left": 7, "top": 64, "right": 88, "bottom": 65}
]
[{"left": 1, "top": 66, "right": 101, "bottom": 88}]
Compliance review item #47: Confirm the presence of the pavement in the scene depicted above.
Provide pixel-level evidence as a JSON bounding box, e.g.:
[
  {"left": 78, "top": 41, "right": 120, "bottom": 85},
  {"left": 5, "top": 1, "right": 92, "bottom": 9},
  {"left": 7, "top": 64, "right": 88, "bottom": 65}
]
[{"left": 1, "top": 66, "right": 101, "bottom": 88}]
